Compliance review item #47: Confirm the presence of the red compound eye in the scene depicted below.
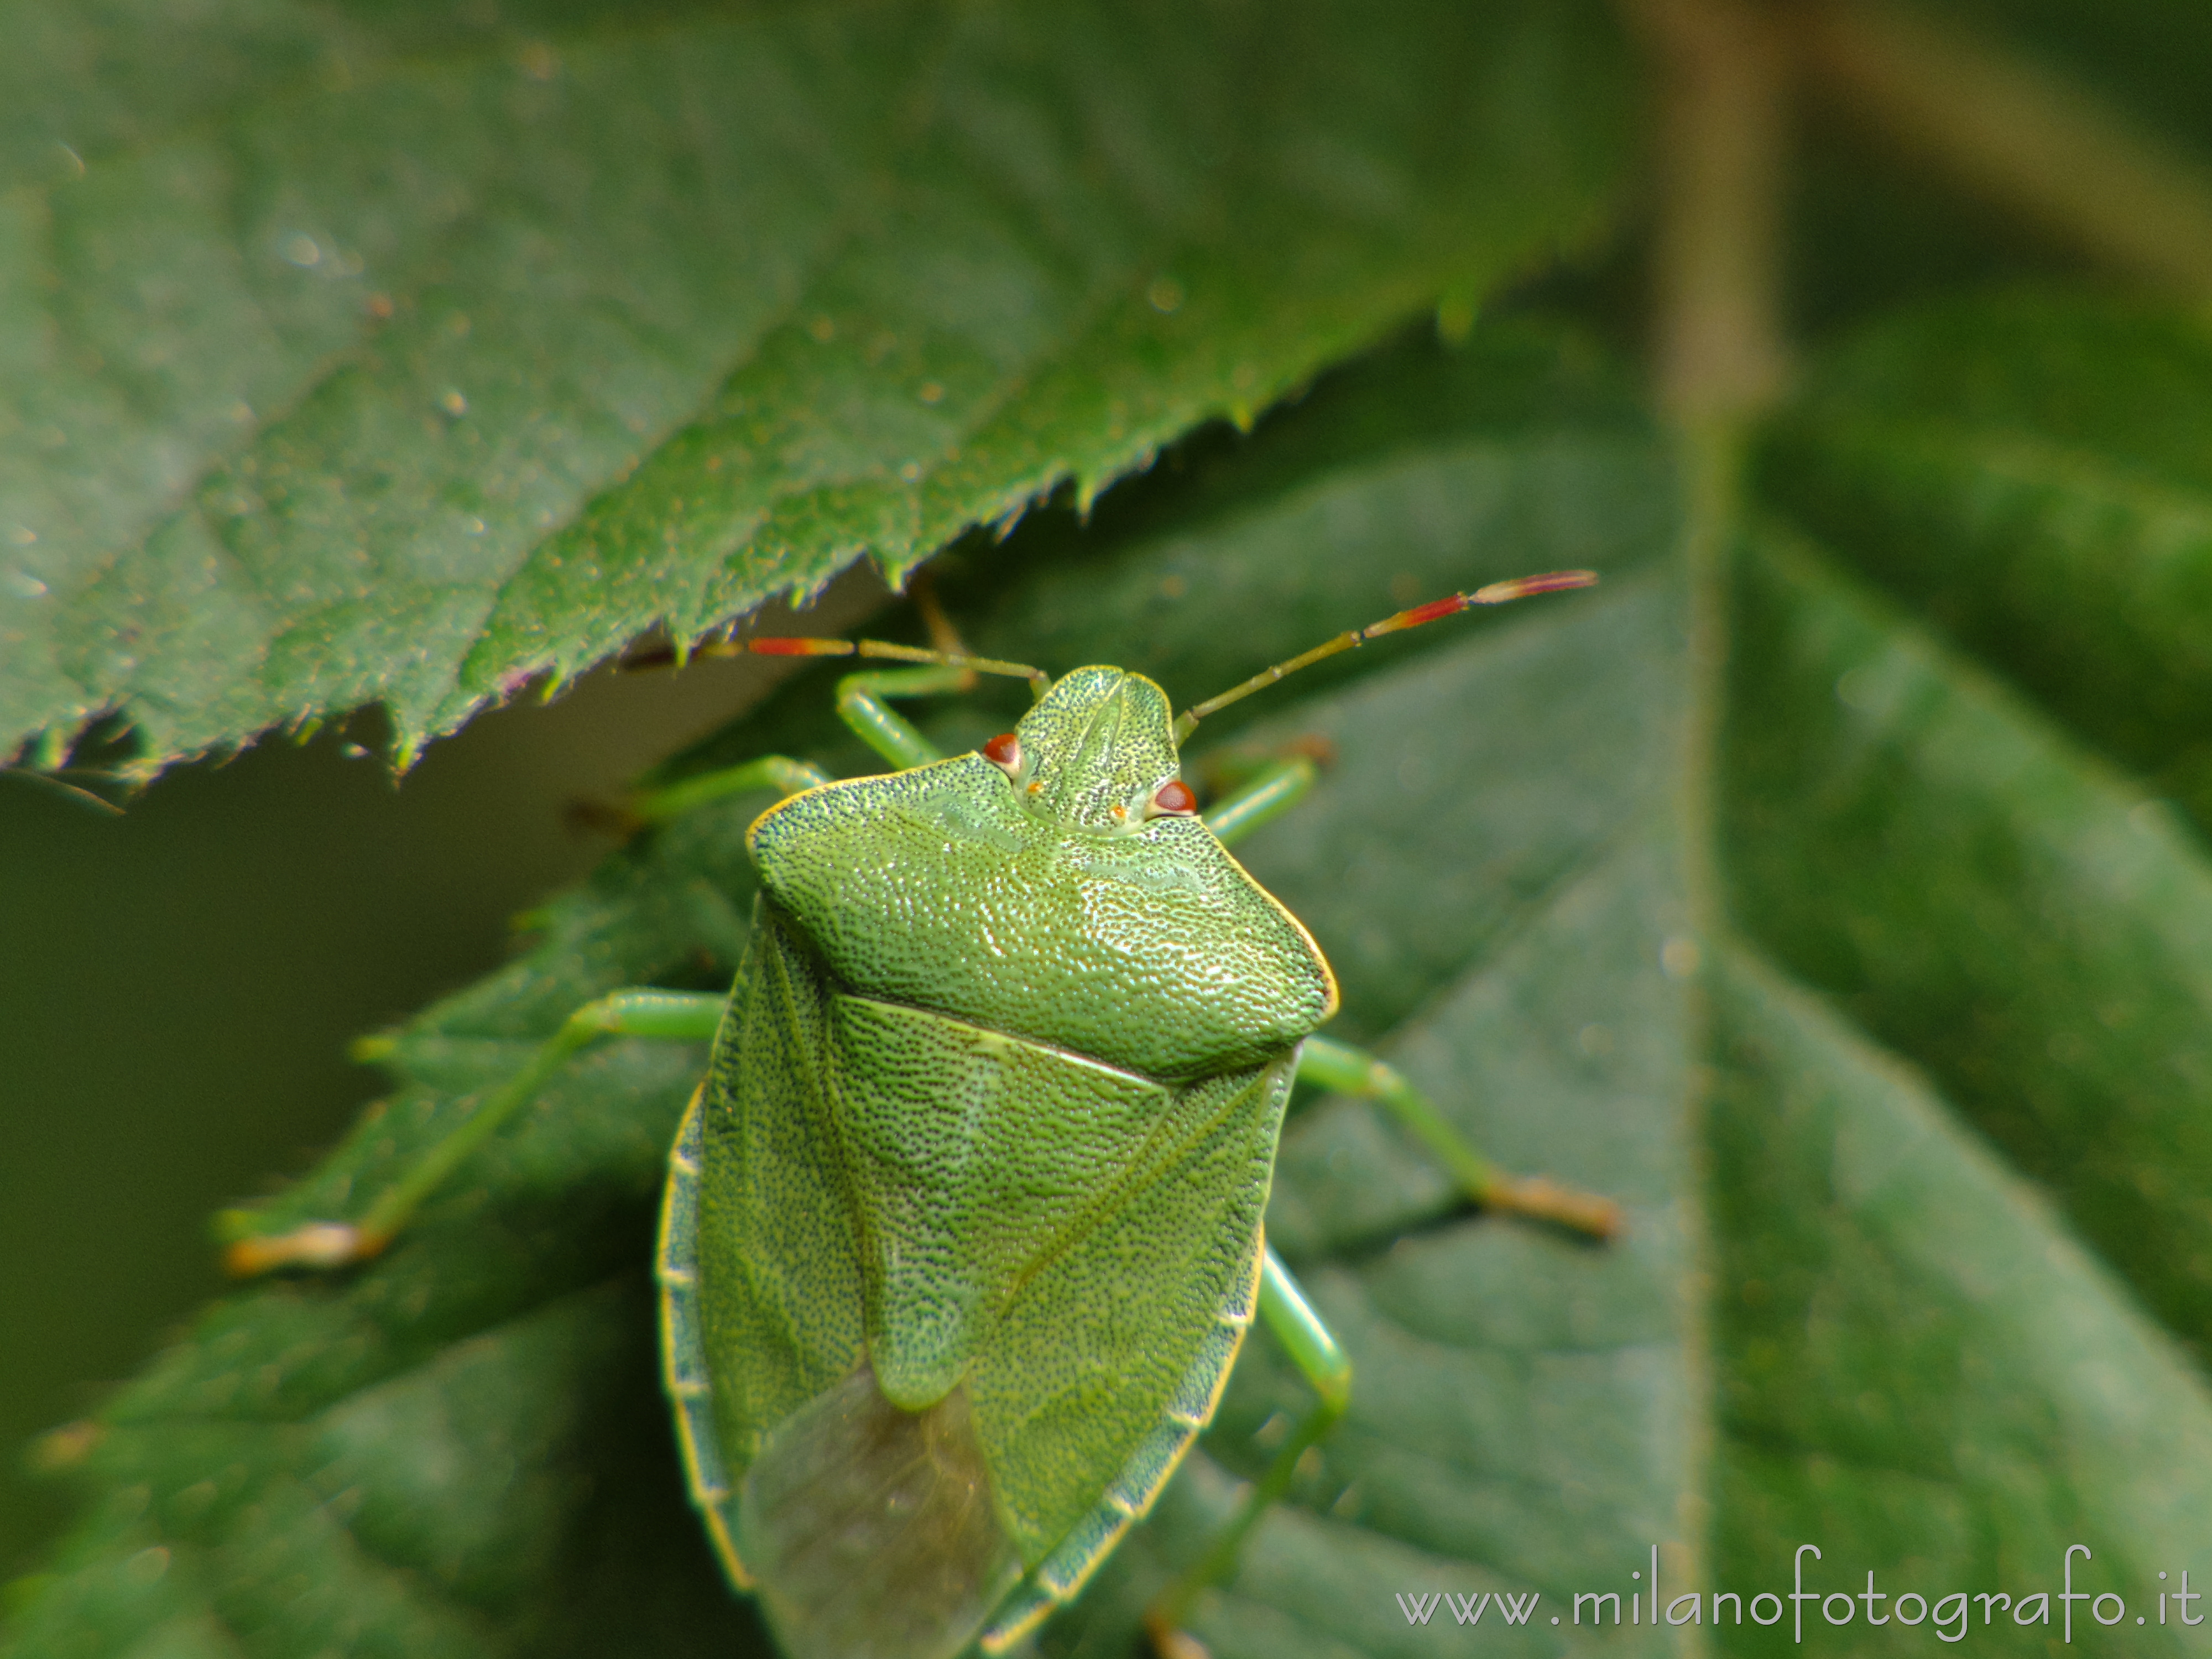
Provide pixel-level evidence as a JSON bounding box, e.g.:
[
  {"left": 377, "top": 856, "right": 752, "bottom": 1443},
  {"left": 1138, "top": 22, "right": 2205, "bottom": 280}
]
[
  {"left": 1149, "top": 779, "right": 1197, "bottom": 817},
  {"left": 982, "top": 732, "right": 1022, "bottom": 776}
]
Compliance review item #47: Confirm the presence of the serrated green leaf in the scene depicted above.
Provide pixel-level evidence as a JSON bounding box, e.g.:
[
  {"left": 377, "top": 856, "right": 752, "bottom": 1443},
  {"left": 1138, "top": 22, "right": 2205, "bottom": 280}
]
[{"left": 0, "top": 0, "right": 1629, "bottom": 779}]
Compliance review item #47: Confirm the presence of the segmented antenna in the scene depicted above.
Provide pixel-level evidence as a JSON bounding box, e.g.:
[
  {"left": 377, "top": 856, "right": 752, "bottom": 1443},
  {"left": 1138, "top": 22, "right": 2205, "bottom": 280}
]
[
  {"left": 635, "top": 633, "right": 1051, "bottom": 701},
  {"left": 1172, "top": 570, "right": 1598, "bottom": 742}
]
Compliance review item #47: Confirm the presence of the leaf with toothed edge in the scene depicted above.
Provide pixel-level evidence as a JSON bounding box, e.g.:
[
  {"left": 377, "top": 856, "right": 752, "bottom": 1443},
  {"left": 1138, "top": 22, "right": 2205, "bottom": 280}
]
[{"left": 0, "top": 0, "right": 1631, "bottom": 780}]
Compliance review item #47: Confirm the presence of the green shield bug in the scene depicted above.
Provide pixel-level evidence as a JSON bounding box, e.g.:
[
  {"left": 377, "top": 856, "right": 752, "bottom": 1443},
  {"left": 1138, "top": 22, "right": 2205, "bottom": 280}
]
[{"left": 227, "top": 570, "right": 1618, "bottom": 1659}]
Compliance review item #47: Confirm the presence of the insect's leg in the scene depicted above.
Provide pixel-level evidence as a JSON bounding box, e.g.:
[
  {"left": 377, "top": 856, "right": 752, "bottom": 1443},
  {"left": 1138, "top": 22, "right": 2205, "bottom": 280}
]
[
  {"left": 622, "top": 646, "right": 1048, "bottom": 822},
  {"left": 1298, "top": 1034, "right": 1623, "bottom": 1239},
  {"left": 220, "top": 989, "right": 727, "bottom": 1275},
  {"left": 601, "top": 663, "right": 972, "bottom": 832},
  {"left": 622, "top": 754, "right": 836, "bottom": 827},
  {"left": 1201, "top": 753, "right": 1322, "bottom": 847},
  {"left": 1144, "top": 1248, "right": 1350, "bottom": 1659},
  {"left": 1205, "top": 761, "right": 1619, "bottom": 1240},
  {"left": 830, "top": 662, "right": 976, "bottom": 770},
  {"left": 824, "top": 592, "right": 1044, "bottom": 767}
]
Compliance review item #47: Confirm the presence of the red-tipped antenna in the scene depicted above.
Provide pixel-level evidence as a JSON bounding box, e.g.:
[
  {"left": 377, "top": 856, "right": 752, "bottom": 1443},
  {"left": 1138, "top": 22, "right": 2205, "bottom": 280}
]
[
  {"left": 1172, "top": 569, "right": 1598, "bottom": 742},
  {"left": 619, "top": 571, "right": 1050, "bottom": 698},
  {"left": 623, "top": 633, "right": 1049, "bottom": 700}
]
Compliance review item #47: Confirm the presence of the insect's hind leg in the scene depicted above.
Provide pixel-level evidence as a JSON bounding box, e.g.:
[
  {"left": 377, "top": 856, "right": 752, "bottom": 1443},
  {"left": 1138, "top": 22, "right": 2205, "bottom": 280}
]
[
  {"left": 221, "top": 988, "right": 728, "bottom": 1274},
  {"left": 1144, "top": 1249, "right": 1349, "bottom": 1659},
  {"left": 1299, "top": 1035, "right": 1623, "bottom": 1239}
]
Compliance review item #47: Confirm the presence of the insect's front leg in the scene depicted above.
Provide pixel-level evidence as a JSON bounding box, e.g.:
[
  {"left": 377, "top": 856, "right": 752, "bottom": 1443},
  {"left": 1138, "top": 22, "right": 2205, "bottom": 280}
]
[
  {"left": 1201, "top": 751, "right": 1323, "bottom": 846},
  {"left": 623, "top": 754, "right": 835, "bottom": 827},
  {"left": 829, "top": 663, "right": 974, "bottom": 769},
  {"left": 823, "top": 647, "right": 1042, "bottom": 768},
  {"left": 625, "top": 651, "right": 1046, "bottom": 827},
  {"left": 1144, "top": 1249, "right": 1350, "bottom": 1659},
  {"left": 220, "top": 988, "right": 728, "bottom": 1274}
]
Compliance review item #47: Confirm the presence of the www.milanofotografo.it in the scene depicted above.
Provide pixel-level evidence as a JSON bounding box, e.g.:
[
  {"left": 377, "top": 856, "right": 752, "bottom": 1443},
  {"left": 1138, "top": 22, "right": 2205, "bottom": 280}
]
[{"left": 1395, "top": 1546, "right": 2207, "bottom": 1642}]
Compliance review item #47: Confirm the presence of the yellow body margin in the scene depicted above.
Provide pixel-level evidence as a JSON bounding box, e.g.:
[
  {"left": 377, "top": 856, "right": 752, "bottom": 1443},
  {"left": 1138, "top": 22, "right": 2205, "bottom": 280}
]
[{"left": 656, "top": 1083, "right": 756, "bottom": 1590}]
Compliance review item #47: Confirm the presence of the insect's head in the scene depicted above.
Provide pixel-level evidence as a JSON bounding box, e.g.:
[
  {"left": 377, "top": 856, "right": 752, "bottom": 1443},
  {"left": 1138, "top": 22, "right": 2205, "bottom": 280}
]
[
  {"left": 966, "top": 568, "right": 1600, "bottom": 836},
  {"left": 978, "top": 667, "right": 1197, "bottom": 837}
]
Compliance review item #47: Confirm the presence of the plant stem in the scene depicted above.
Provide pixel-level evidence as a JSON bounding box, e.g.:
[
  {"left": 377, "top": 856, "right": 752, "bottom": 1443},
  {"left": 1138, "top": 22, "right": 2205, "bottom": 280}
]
[
  {"left": 1797, "top": 1, "right": 2212, "bottom": 301},
  {"left": 1630, "top": 0, "right": 1793, "bottom": 421}
]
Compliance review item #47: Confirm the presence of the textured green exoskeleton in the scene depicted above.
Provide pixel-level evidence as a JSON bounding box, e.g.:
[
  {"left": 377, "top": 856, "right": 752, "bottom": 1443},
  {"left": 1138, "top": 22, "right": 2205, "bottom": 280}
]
[
  {"left": 662, "top": 667, "right": 1332, "bottom": 1657},
  {"left": 223, "top": 573, "right": 1615, "bottom": 1659}
]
